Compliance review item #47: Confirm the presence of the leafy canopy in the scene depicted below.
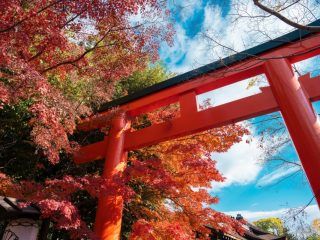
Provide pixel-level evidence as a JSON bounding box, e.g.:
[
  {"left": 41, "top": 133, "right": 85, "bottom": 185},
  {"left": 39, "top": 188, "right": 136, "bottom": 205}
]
[{"left": 253, "top": 217, "right": 284, "bottom": 236}]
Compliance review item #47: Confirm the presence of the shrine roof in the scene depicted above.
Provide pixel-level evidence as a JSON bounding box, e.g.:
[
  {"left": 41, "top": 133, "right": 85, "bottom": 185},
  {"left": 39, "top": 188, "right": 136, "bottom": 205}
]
[
  {"left": 0, "top": 196, "right": 40, "bottom": 220},
  {"left": 206, "top": 219, "right": 287, "bottom": 240}
]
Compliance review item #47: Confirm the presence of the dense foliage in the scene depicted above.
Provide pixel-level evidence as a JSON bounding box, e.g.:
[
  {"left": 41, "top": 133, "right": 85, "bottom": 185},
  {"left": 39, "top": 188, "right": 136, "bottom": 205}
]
[
  {"left": 253, "top": 218, "right": 285, "bottom": 236},
  {"left": 0, "top": 0, "right": 173, "bottom": 163},
  {"left": 122, "top": 122, "right": 248, "bottom": 239},
  {"left": 0, "top": 1, "right": 248, "bottom": 239}
]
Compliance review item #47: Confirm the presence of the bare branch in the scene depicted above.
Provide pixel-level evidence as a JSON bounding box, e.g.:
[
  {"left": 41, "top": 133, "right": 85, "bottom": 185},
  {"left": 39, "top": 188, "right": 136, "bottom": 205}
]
[{"left": 253, "top": 0, "right": 320, "bottom": 32}]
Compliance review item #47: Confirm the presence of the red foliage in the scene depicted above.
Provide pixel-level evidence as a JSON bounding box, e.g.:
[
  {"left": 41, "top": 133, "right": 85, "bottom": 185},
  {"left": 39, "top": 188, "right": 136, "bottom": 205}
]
[
  {"left": 124, "top": 124, "right": 248, "bottom": 239},
  {"left": 0, "top": 125, "right": 248, "bottom": 238},
  {"left": 0, "top": 0, "right": 173, "bottom": 163},
  {"left": 0, "top": 173, "right": 133, "bottom": 237}
]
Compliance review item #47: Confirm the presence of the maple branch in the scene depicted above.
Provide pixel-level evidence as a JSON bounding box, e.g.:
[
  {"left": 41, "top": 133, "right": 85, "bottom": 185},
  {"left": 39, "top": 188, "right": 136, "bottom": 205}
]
[
  {"left": 253, "top": 0, "right": 320, "bottom": 32},
  {"left": 41, "top": 52, "right": 88, "bottom": 73},
  {"left": 41, "top": 30, "right": 115, "bottom": 73},
  {"left": 28, "top": 8, "right": 87, "bottom": 62},
  {"left": 41, "top": 24, "right": 143, "bottom": 73},
  {"left": 28, "top": 45, "right": 48, "bottom": 62},
  {"left": 0, "top": 0, "right": 65, "bottom": 33},
  {"left": 60, "top": 7, "right": 88, "bottom": 29}
]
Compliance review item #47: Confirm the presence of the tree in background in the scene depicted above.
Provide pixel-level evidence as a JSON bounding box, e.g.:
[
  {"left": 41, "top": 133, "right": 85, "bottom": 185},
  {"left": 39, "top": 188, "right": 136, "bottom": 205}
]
[
  {"left": 253, "top": 217, "right": 285, "bottom": 236},
  {"left": 307, "top": 234, "right": 320, "bottom": 240},
  {"left": 251, "top": 0, "right": 320, "bottom": 33},
  {"left": 113, "top": 62, "right": 175, "bottom": 99},
  {"left": 312, "top": 219, "right": 320, "bottom": 234},
  {"left": 253, "top": 217, "right": 300, "bottom": 239},
  {"left": 307, "top": 219, "right": 320, "bottom": 240},
  {"left": 253, "top": 216, "right": 320, "bottom": 240}
]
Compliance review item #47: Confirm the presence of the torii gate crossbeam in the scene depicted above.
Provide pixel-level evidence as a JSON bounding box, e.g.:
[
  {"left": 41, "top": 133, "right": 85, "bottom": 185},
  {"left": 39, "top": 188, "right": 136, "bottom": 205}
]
[{"left": 74, "top": 20, "right": 320, "bottom": 240}]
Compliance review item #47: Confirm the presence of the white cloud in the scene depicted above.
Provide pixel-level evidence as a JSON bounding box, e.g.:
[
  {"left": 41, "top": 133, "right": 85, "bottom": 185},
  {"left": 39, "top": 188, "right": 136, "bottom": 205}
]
[
  {"left": 256, "top": 165, "right": 301, "bottom": 187},
  {"left": 169, "top": 0, "right": 202, "bottom": 22},
  {"left": 209, "top": 119, "right": 289, "bottom": 192},
  {"left": 210, "top": 134, "right": 264, "bottom": 191},
  {"left": 305, "top": 205, "right": 320, "bottom": 222},
  {"left": 160, "top": 4, "right": 226, "bottom": 73},
  {"left": 226, "top": 207, "right": 289, "bottom": 221},
  {"left": 161, "top": 0, "right": 320, "bottom": 74}
]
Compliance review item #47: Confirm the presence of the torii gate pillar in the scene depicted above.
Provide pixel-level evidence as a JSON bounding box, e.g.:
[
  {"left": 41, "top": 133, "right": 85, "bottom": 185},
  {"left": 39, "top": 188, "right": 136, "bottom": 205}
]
[
  {"left": 265, "top": 59, "right": 320, "bottom": 204},
  {"left": 94, "top": 112, "right": 128, "bottom": 240}
]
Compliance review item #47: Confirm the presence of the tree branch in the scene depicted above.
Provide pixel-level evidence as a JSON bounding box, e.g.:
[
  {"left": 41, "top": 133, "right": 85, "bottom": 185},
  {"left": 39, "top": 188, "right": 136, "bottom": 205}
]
[
  {"left": 0, "top": 0, "right": 65, "bottom": 33},
  {"left": 41, "top": 24, "right": 143, "bottom": 73},
  {"left": 253, "top": 0, "right": 320, "bottom": 33},
  {"left": 28, "top": 7, "right": 88, "bottom": 62}
]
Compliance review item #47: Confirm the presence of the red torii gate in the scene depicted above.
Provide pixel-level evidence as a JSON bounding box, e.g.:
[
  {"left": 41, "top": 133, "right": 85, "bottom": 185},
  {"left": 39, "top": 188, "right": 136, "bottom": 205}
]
[{"left": 74, "top": 20, "right": 320, "bottom": 240}]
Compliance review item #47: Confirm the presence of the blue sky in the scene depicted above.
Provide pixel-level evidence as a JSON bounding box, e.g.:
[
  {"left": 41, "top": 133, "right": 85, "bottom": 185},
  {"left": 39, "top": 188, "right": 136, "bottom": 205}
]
[{"left": 158, "top": 0, "right": 320, "bottom": 228}]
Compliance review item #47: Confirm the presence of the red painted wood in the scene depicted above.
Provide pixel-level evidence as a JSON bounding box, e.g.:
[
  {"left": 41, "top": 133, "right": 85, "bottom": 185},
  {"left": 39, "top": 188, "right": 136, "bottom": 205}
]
[
  {"left": 74, "top": 73, "right": 320, "bottom": 164},
  {"left": 75, "top": 87, "right": 278, "bottom": 163},
  {"left": 78, "top": 34, "right": 320, "bottom": 131},
  {"left": 299, "top": 74, "right": 320, "bottom": 102},
  {"left": 73, "top": 139, "right": 107, "bottom": 164},
  {"left": 179, "top": 91, "right": 198, "bottom": 117},
  {"left": 94, "top": 113, "right": 129, "bottom": 240},
  {"left": 265, "top": 59, "right": 320, "bottom": 205},
  {"left": 125, "top": 87, "right": 278, "bottom": 150}
]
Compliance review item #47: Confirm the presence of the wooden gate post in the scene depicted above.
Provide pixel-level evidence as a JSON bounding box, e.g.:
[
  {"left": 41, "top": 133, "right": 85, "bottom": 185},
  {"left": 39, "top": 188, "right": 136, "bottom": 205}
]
[
  {"left": 94, "top": 112, "right": 129, "bottom": 240},
  {"left": 265, "top": 59, "right": 320, "bottom": 205}
]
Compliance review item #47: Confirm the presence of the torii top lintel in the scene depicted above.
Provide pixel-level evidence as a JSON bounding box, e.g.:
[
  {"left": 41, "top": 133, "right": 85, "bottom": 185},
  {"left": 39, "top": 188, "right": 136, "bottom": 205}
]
[
  {"left": 78, "top": 19, "right": 320, "bottom": 132},
  {"left": 75, "top": 20, "right": 320, "bottom": 164}
]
